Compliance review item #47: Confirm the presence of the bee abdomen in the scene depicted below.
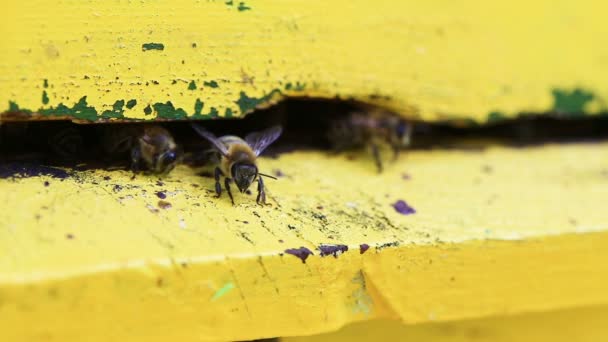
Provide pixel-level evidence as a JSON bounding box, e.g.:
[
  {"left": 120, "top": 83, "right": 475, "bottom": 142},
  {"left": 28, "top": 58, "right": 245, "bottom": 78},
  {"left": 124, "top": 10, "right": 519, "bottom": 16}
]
[{"left": 328, "top": 117, "right": 366, "bottom": 150}]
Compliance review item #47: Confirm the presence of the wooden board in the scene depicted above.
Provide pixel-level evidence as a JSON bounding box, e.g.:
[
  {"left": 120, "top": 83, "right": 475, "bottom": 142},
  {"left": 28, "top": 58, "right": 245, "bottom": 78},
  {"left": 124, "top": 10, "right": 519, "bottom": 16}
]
[
  {"left": 1, "top": 142, "right": 608, "bottom": 341},
  {"left": 2, "top": 0, "right": 608, "bottom": 123}
]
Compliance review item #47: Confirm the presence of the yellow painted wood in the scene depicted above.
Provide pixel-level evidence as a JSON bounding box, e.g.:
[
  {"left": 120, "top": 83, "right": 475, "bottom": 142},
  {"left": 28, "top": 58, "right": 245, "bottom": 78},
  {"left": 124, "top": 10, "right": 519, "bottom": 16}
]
[
  {"left": 1, "top": 143, "right": 608, "bottom": 341},
  {"left": 286, "top": 306, "right": 608, "bottom": 342},
  {"left": 2, "top": 1, "right": 608, "bottom": 122}
]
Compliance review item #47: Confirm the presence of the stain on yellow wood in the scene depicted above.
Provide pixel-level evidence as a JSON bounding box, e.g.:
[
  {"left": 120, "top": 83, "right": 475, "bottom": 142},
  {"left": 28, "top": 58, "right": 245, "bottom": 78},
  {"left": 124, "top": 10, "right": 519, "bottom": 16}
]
[
  {"left": 2, "top": 1, "right": 608, "bottom": 122},
  {"left": 1, "top": 143, "right": 608, "bottom": 341},
  {"left": 286, "top": 306, "right": 608, "bottom": 342}
]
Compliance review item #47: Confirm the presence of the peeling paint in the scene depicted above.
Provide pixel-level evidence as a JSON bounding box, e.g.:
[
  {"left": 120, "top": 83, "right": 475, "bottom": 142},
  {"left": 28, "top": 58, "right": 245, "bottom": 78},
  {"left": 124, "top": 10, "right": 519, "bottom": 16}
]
[
  {"left": 552, "top": 88, "right": 595, "bottom": 116},
  {"left": 235, "top": 89, "right": 282, "bottom": 114},
  {"left": 100, "top": 100, "right": 125, "bottom": 119},
  {"left": 126, "top": 99, "right": 137, "bottom": 109},
  {"left": 39, "top": 96, "right": 98, "bottom": 121},
  {"left": 204, "top": 80, "right": 219, "bottom": 88},
  {"left": 152, "top": 101, "right": 187, "bottom": 119},
  {"left": 487, "top": 111, "right": 507, "bottom": 123},
  {"left": 142, "top": 43, "right": 165, "bottom": 51},
  {"left": 143, "top": 104, "right": 152, "bottom": 115},
  {"left": 194, "top": 99, "right": 204, "bottom": 116},
  {"left": 237, "top": 2, "right": 251, "bottom": 11},
  {"left": 41, "top": 91, "right": 49, "bottom": 105}
]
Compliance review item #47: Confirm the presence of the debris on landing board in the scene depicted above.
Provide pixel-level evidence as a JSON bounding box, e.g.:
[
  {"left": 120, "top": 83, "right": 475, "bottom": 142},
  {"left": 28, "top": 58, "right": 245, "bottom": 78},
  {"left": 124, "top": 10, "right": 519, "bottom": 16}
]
[
  {"left": 285, "top": 247, "right": 314, "bottom": 263},
  {"left": 318, "top": 244, "right": 349, "bottom": 258},
  {"left": 392, "top": 200, "right": 416, "bottom": 215}
]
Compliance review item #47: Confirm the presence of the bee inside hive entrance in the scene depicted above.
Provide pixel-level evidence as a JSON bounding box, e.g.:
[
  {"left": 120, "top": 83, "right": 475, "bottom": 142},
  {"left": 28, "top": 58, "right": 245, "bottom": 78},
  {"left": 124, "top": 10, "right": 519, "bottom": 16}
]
[{"left": 1, "top": 98, "right": 608, "bottom": 175}]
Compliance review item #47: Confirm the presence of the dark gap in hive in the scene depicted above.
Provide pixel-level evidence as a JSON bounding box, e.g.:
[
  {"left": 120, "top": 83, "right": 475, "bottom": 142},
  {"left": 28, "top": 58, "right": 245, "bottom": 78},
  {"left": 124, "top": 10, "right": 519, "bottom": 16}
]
[{"left": 1, "top": 98, "right": 608, "bottom": 169}]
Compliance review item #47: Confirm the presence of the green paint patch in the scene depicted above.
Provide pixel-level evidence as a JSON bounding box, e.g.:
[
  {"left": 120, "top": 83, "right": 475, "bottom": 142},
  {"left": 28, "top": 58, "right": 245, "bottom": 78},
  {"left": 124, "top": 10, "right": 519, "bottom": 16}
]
[
  {"left": 552, "top": 88, "right": 595, "bottom": 116},
  {"left": 8, "top": 101, "right": 19, "bottom": 112},
  {"left": 142, "top": 43, "right": 165, "bottom": 51},
  {"left": 487, "top": 111, "right": 507, "bottom": 123},
  {"left": 284, "top": 81, "right": 305, "bottom": 91},
  {"left": 204, "top": 80, "right": 219, "bottom": 88},
  {"left": 225, "top": 0, "right": 234, "bottom": 5},
  {"left": 188, "top": 81, "right": 197, "bottom": 90},
  {"left": 42, "top": 91, "right": 49, "bottom": 105},
  {"left": 225, "top": 108, "right": 234, "bottom": 118},
  {"left": 126, "top": 99, "right": 137, "bottom": 109},
  {"left": 191, "top": 99, "right": 225, "bottom": 119},
  {"left": 235, "top": 89, "right": 282, "bottom": 114},
  {"left": 294, "top": 81, "right": 306, "bottom": 91},
  {"left": 7, "top": 101, "right": 31, "bottom": 113},
  {"left": 211, "top": 282, "right": 235, "bottom": 301},
  {"left": 144, "top": 105, "right": 152, "bottom": 115},
  {"left": 8, "top": 102, "right": 31, "bottom": 114},
  {"left": 152, "top": 101, "right": 188, "bottom": 119},
  {"left": 39, "top": 96, "right": 98, "bottom": 121},
  {"left": 194, "top": 99, "right": 204, "bottom": 116},
  {"left": 100, "top": 100, "right": 126, "bottom": 119},
  {"left": 237, "top": 2, "right": 251, "bottom": 11},
  {"left": 43, "top": 79, "right": 48, "bottom": 88}
]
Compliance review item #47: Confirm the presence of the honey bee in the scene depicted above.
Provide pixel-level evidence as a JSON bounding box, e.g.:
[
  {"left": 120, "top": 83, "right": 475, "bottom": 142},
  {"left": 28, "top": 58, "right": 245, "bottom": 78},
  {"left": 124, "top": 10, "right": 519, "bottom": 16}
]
[
  {"left": 328, "top": 109, "right": 412, "bottom": 172},
  {"left": 101, "top": 124, "right": 181, "bottom": 175},
  {"left": 191, "top": 124, "right": 282, "bottom": 205}
]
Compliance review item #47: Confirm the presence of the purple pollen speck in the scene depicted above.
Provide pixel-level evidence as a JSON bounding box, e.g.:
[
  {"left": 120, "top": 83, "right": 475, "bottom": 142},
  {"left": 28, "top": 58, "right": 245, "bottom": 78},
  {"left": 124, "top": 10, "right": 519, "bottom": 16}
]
[
  {"left": 359, "top": 243, "right": 370, "bottom": 254},
  {"left": 156, "top": 191, "right": 167, "bottom": 199},
  {"left": 392, "top": 200, "right": 416, "bottom": 215},
  {"left": 285, "top": 247, "right": 314, "bottom": 263}
]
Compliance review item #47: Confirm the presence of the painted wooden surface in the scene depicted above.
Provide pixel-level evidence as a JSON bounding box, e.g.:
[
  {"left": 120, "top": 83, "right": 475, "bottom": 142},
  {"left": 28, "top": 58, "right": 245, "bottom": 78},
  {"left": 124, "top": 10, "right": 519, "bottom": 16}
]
[
  {"left": 287, "top": 306, "right": 608, "bottom": 342},
  {"left": 1, "top": 142, "right": 608, "bottom": 341},
  {"left": 2, "top": 0, "right": 608, "bottom": 123}
]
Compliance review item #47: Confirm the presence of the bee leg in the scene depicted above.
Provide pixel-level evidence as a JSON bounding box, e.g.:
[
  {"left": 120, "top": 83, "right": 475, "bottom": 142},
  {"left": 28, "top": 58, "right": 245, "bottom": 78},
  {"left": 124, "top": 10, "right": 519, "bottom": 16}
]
[
  {"left": 224, "top": 178, "right": 235, "bottom": 205},
  {"left": 371, "top": 143, "right": 383, "bottom": 173},
  {"left": 130, "top": 146, "right": 141, "bottom": 178},
  {"left": 391, "top": 144, "right": 400, "bottom": 162},
  {"left": 214, "top": 166, "right": 224, "bottom": 198},
  {"left": 256, "top": 176, "right": 266, "bottom": 205}
]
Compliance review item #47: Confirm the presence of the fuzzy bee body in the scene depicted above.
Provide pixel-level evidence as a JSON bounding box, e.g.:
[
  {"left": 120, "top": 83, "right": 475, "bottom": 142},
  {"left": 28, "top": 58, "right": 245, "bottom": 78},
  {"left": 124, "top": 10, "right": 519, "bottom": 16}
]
[
  {"left": 191, "top": 124, "right": 282, "bottom": 205},
  {"left": 101, "top": 124, "right": 180, "bottom": 175},
  {"left": 329, "top": 110, "right": 412, "bottom": 172},
  {"left": 217, "top": 136, "right": 258, "bottom": 174}
]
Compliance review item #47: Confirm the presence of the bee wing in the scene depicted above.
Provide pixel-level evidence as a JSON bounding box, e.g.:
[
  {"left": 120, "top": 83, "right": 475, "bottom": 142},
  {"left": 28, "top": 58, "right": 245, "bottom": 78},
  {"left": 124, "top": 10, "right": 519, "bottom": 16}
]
[
  {"left": 190, "top": 123, "right": 229, "bottom": 156},
  {"left": 245, "top": 125, "right": 283, "bottom": 156}
]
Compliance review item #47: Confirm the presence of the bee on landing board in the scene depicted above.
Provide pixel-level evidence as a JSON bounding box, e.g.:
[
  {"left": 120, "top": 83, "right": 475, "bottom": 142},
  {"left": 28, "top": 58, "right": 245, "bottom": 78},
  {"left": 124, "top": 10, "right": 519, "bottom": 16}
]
[
  {"left": 328, "top": 110, "right": 412, "bottom": 172},
  {"left": 101, "top": 124, "right": 181, "bottom": 175},
  {"left": 191, "top": 124, "right": 282, "bottom": 205}
]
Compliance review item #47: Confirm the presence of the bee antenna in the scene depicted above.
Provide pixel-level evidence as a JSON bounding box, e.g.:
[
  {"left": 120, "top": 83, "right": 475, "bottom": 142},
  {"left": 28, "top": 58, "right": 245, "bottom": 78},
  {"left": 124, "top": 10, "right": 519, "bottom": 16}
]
[{"left": 258, "top": 173, "right": 278, "bottom": 180}]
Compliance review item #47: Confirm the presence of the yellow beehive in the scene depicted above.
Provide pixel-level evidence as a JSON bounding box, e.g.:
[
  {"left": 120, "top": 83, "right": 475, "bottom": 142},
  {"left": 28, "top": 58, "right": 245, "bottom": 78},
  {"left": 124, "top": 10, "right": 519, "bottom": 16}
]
[{"left": 1, "top": 1, "right": 608, "bottom": 341}]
